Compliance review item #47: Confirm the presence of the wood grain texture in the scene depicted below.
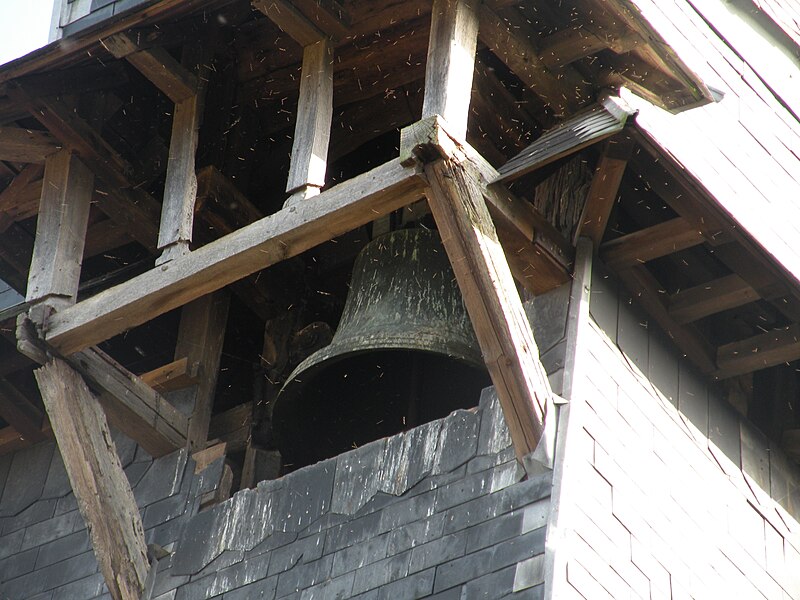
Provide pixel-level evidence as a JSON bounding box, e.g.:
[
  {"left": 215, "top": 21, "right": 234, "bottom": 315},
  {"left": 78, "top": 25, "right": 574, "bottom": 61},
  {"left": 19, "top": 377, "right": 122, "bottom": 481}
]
[
  {"left": 716, "top": 323, "right": 800, "bottom": 379},
  {"left": 252, "top": 0, "right": 325, "bottom": 46},
  {"left": 668, "top": 274, "right": 759, "bottom": 324},
  {"left": 0, "top": 127, "right": 61, "bottom": 163},
  {"left": 174, "top": 290, "right": 229, "bottom": 451},
  {"left": 286, "top": 39, "right": 333, "bottom": 196},
  {"left": 422, "top": 0, "right": 480, "bottom": 140},
  {"left": 425, "top": 158, "right": 551, "bottom": 458},
  {"left": 26, "top": 150, "right": 93, "bottom": 307},
  {"left": 34, "top": 358, "right": 149, "bottom": 600},
  {"left": 140, "top": 356, "right": 199, "bottom": 393},
  {"left": 600, "top": 217, "right": 705, "bottom": 270},
  {"left": 45, "top": 158, "right": 425, "bottom": 355}
]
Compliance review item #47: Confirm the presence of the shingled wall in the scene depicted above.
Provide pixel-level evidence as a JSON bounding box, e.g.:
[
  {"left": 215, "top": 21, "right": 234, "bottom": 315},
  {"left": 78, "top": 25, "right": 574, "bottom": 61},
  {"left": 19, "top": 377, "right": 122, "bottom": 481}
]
[
  {"left": 0, "top": 390, "right": 552, "bottom": 600},
  {"left": 546, "top": 264, "right": 800, "bottom": 599}
]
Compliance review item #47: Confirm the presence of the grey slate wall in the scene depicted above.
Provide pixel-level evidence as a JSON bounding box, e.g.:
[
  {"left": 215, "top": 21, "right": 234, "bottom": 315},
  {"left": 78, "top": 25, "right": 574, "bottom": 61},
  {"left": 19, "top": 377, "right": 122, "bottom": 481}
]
[
  {"left": 54, "top": 0, "right": 151, "bottom": 38},
  {"left": 547, "top": 263, "right": 800, "bottom": 598},
  {"left": 0, "top": 391, "right": 551, "bottom": 600},
  {"left": 0, "top": 429, "right": 224, "bottom": 600}
]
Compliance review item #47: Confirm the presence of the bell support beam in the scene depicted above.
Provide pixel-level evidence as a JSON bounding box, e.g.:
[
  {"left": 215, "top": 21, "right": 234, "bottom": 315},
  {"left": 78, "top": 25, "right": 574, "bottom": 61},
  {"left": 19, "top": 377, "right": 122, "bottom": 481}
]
[
  {"left": 401, "top": 116, "right": 554, "bottom": 458},
  {"left": 34, "top": 358, "right": 149, "bottom": 600},
  {"left": 43, "top": 158, "right": 426, "bottom": 355},
  {"left": 424, "top": 157, "right": 551, "bottom": 459}
]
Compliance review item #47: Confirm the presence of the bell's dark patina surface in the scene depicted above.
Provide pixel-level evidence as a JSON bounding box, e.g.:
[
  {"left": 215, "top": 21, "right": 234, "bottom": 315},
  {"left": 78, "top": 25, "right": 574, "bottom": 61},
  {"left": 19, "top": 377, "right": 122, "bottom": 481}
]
[{"left": 274, "top": 228, "right": 489, "bottom": 469}]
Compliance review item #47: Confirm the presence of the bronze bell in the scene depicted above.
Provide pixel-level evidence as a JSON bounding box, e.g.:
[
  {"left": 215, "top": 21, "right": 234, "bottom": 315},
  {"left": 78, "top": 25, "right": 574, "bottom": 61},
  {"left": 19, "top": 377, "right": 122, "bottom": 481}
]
[{"left": 274, "top": 228, "right": 489, "bottom": 469}]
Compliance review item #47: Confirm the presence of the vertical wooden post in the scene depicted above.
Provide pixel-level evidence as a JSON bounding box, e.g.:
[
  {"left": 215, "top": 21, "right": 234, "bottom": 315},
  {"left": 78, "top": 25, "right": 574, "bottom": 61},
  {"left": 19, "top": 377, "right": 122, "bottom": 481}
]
[
  {"left": 422, "top": 0, "right": 480, "bottom": 140},
  {"left": 26, "top": 149, "right": 93, "bottom": 310},
  {"left": 425, "top": 158, "right": 551, "bottom": 457},
  {"left": 157, "top": 46, "right": 208, "bottom": 265},
  {"left": 174, "top": 290, "right": 230, "bottom": 450},
  {"left": 34, "top": 358, "right": 149, "bottom": 600},
  {"left": 285, "top": 39, "right": 334, "bottom": 205}
]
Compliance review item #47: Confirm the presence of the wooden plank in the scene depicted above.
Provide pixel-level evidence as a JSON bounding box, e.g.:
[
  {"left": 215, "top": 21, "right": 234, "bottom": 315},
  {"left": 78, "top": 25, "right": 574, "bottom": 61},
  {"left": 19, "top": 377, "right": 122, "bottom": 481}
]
[
  {"left": 68, "top": 346, "right": 188, "bottom": 457},
  {"left": 478, "top": 6, "right": 591, "bottom": 116},
  {"left": 422, "top": 0, "right": 480, "bottom": 140},
  {"left": 252, "top": 0, "right": 325, "bottom": 46},
  {"left": 616, "top": 265, "right": 717, "bottom": 374},
  {"left": 538, "top": 27, "right": 639, "bottom": 70},
  {"left": 292, "top": 0, "right": 350, "bottom": 40},
  {"left": 139, "top": 356, "right": 199, "bottom": 393},
  {"left": 173, "top": 291, "right": 229, "bottom": 451},
  {"left": 157, "top": 45, "right": 207, "bottom": 263},
  {"left": 425, "top": 157, "right": 552, "bottom": 458},
  {"left": 600, "top": 217, "right": 705, "bottom": 270},
  {"left": 0, "top": 425, "right": 32, "bottom": 456},
  {"left": 101, "top": 33, "right": 198, "bottom": 103},
  {"left": 26, "top": 150, "right": 93, "bottom": 309},
  {"left": 0, "top": 378, "right": 46, "bottom": 443},
  {"left": 0, "top": 127, "right": 61, "bottom": 163},
  {"left": 285, "top": 39, "right": 333, "bottom": 202},
  {"left": 668, "top": 274, "right": 759, "bottom": 324},
  {"left": 716, "top": 323, "right": 800, "bottom": 379},
  {"left": 574, "top": 135, "right": 634, "bottom": 246},
  {"left": 208, "top": 401, "right": 252, "bottom": 453},
  {"left": 45, "top": 158, "right": 425, "bottom": 355},
  {"left": 34, "top": 358, "right": 149, "bottom": 600}
]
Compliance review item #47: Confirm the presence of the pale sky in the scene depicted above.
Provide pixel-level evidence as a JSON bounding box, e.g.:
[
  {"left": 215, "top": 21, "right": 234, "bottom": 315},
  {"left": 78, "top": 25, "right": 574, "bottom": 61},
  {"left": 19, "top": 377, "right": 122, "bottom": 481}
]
[{"left": 0, "top": 0, "right": 56, "bottom": 67}]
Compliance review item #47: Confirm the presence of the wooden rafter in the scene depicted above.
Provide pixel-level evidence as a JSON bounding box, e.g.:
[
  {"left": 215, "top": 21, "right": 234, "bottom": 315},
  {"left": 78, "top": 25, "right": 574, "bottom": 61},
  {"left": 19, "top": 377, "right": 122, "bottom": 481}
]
[
  {"left": 478, "top": 5, "right": 591, "bottom": 116},
  {"left": 600, "top": 217, "right": 705, "bottom": 270},
  {"left": 101, "top": 32, "right": 198, "bottom": 103},
  {"left": 0, "top": 163, "right": 44, "bottom": 231},
  {"left": 44, "top": 158, "right": 425, "bottom": 355},
  {"left": 668, "top": 274, "right": 759, "bottom": 324},
  {"left": 538, "top": 26, "right": 639, "bottom": 70},
  {"left": 252, "top": 0, "right": 326, "bottom": 46},
  {"left": 140, "top": 356, "right": 199, "bottom": 393},
  {"left": 574, "top": 134, "right": 634, "bottom": 245},
  {"left": 716, "top": 323, "right": 800, "bottom": 379}
]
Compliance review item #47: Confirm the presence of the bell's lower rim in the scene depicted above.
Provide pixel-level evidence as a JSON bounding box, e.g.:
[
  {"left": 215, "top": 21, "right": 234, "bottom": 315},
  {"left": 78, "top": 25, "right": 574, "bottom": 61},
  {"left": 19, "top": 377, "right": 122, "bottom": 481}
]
[{"left": 279, "top": 332, "right": 484, "bottom": 398}]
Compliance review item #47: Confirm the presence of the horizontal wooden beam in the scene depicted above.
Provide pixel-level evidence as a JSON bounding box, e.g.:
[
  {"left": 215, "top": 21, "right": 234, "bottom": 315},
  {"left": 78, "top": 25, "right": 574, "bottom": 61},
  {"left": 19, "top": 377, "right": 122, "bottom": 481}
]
[
  {"left": 668, "top": 274, "right": 759, "bottom": 324},
  {"left": 252, "top": 0, "right": 326, "bottom": 46},
  {"left": 101, "top": 33, "right": 198, "bottom": 103},
  {"left": 716, "top": 323, "right": 800, "bottom": 379},
  {"left": 45, "top": 158, "right": 425, "bottom": 355},
  {"left": 538, "top": 27, "right": 639, "bottom": 70},
  {"left": 139, "top": 356, "right": 199, "bottom": 393},
  {"left": 0, "top": 127, "right": 61, "bottom": 163},
  {"left": 600, "top": 217, "right": 705, "bottom": 270},
  {"left": 0, "top": 425, "right": 32, "bottom": 456}
]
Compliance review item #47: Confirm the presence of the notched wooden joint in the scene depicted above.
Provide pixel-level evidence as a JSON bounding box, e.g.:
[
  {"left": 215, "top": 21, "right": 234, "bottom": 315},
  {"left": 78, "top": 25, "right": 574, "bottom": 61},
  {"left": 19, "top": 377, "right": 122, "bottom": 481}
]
[{"left": 399, "top": 115, "right": 467, "bottom": 168}]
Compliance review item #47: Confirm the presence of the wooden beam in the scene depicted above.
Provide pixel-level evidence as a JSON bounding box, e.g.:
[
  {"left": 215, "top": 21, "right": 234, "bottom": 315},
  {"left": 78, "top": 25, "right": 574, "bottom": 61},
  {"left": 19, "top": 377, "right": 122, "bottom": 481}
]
[
  {"left": 0, "top": 127, "right": 61, "bottom": 163},
  {"left": 0, "top": 378, "right": 47, "bottom": 443},
  {"left": 252, "top": 0, "right": 326, "bottom": 46},
  {"left": 139, "top": 356, "right": 199, "bottom": 393},
  {"left": 68, "top": 347, "right": 188, "bottom": 457},
  {"left": 425, "top": 157, "right": 551, "bottom": 458},
  {"left": 285, "top": 38, "right": 333, "bottom": 204},
  {"left": 600, "top": 217, "right": 705, "bottom": 270},
  {"left": 101, "top": 33, "right": 198, "bottom": 103},
  {"left": 45, "top": 158, "right": 425, "bottom": 355},
  {"left": 26, "top": 150, "right": 93, "bottom": 309},
  {"left": 616, "top": 265, "right": 717, "bottom": 374},
  {"left": 173, "top": 291, "right": 229, "bottom": 451},
  {"left": 7, "top": 86, "right": 161, "bottom": 251},
  {"left": 668, "top": 274, "right": 759, "bottom": 324},
  {"left": 292, "top": 0, "right": 350, "bottom": 40},
  {"left": 422, "top": 0, "right": 480, "bottom": 140},
  {"left": 538, "top": 27, "right": 639, "bottom": 70},
  {"left": 0, "top": 163, "right": 44, "bottom": 231},
  {"left": 478, "top": 6, "right": 591, "bottom": 116},
  {"left": 34, "top": 358, "right": 149, "bottom": 600},
  {"left": 716, "top": 323, "right": 800, "bottom": 379},
  {"left": 0, "top": 425, "right": 32, "bottom": 456},
  {"left": 157, "top": 45, "right": 208, "bottom": 264},
  {"left": 574, "top": 135, "right": 634, "bottom": 246}
]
